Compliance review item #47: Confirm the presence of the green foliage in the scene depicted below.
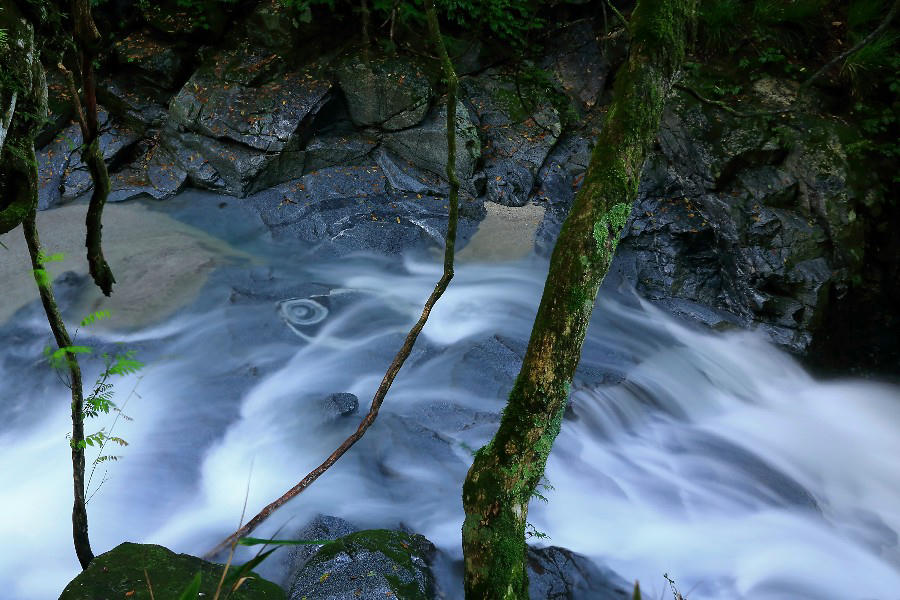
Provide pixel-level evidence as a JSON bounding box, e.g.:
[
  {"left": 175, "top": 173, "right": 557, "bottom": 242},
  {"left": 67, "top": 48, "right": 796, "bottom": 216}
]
[
  {"left": 278, "top": 0, "right": 542, "bottom": 45},
  {"left": 495, "top": 62, "right": 578, "bottom": 126},
  {"left": 178, "top": 572, "right": 203, "bottom": 600}
]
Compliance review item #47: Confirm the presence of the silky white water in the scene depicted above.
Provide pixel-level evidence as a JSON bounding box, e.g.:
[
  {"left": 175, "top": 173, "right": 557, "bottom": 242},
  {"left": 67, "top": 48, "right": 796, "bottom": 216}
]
[{"left": 1, "top": 196, "right": 898, "bottom": 600}]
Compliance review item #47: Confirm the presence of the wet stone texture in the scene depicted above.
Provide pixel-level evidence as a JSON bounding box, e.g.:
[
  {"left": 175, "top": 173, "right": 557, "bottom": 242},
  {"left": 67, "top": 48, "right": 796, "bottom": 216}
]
[{"left": 31, "top": 24, "right": 880, "bottom": 356}]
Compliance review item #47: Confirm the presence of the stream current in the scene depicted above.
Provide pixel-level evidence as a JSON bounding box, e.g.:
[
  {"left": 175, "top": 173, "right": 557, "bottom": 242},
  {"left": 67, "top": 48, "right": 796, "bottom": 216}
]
[{"left": 1, "top": 191, "right": 899, "bottom": 600}]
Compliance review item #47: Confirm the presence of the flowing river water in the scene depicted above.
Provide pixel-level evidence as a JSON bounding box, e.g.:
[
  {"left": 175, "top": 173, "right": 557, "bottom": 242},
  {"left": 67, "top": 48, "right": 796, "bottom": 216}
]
[{"left": 1, "top": 192, "right": 899, "bottom": 599}]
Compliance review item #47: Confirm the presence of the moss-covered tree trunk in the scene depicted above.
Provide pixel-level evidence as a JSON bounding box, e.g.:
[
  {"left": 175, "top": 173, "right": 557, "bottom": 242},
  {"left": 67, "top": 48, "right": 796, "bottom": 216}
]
[
  {"left": 460, "top": 1, "right": 696, "bottom": 597},
  {"left": 0, "top": 0, "right": 45, "bottom": 234}
]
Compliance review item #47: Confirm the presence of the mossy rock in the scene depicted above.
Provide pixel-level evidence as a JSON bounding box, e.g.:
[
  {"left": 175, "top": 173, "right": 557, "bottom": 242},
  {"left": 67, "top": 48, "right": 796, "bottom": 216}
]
[
  {"left": 59, "top": 542, "right": 284, "bottom": 600},
  {"left": 288, "top": 529, "right": 436, "bottom": 600}
]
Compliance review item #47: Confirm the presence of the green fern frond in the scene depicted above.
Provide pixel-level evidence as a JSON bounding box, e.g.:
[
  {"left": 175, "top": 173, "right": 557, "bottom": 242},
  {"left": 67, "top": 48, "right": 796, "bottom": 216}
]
[{"left": 80, "top": 310, "right": 112, "bottom": 327}]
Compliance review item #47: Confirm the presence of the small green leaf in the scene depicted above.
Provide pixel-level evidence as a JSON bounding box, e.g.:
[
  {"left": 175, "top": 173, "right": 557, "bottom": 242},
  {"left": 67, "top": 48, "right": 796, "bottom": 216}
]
[
  {"left": 237, "top": 537, "right": 333, "bottom": 546},
  {"left": 178, "top": 572, "right": 202, "bottom": 600}
]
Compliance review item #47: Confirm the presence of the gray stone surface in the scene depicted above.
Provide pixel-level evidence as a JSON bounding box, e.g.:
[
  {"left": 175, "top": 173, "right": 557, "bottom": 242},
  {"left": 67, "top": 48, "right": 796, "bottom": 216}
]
[
  {"left": 162, "top": 46, "right": 332, "bottom": 196},
  {"left": 288, "top": 529, "right": 436, "bottom": 600},
  {"left": 527, "top": 546, "right": 632, "bottom": 600},
  {"left": 463, "top": 71, "right": 562, "bottom": 207},
  {"left": 336, "top": 56, "right": 431, "bottom": 131},
  {"left": 322, "top": 392, "right": 359, "bottom": 420},
  {"left": 384, "top": 98, "right": 481, "bottom": 194}
]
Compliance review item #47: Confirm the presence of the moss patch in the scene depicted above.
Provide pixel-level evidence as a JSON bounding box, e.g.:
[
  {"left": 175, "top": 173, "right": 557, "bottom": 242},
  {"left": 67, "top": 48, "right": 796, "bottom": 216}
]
[{"left": 59, "top": 542, "right": 284, "bottom": 600}]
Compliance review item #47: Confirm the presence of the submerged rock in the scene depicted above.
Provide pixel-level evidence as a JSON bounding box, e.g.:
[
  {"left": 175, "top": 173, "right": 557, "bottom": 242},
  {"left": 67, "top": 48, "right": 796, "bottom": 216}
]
[
  {"left": 322, "top": 392, "right": 360, "bottom": 419},
  {"left": 287, "top": 529, "right": 436, "bottom": 600},
  {"left": 528, "top": 545, "right": 632, "bottom": 600},
  {"left": 59, "top": 542, "right": 284, "bottom": 599}
]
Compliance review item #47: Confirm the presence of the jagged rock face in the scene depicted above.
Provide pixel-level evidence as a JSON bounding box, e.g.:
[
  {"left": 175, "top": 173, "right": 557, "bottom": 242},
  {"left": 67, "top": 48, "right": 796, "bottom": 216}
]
[
  {"left": 162, "top": 46, "right": 333, "bottom": 196},
  {"left": 609, "top": 87, "right": 867, "bottom": 352},
  {"left": 335, "top": 56, "right": 432, "bottom": 131},
  {"left": 463, "top": 71, "right": 563, "bottom": 207},
  {"left": 29, "top": 17, "right": 878, "bottom": 356},
  {"left": 36, "top": 110, "right": 142, "bottom": 209}
]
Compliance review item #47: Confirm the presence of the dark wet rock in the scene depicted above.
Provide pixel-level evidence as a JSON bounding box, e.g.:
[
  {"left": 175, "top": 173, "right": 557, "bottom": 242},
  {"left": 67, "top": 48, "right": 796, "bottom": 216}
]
[
  {"left": 538, "top": 82, "right": 870, "bottom": 353},
  {"left": 533, "top": 129, "right": 595, "bottom": 256},
  {"left": 110, "top": 29, "right": 189, "bottom": 91},
  {"left": 161, "top": 47, "right": 332, "bottom": 196},
  {"left": 384, "top": 98, "right": 481, "bottom": 193},
  {"left": 36, "top": 110, "right": 142, "bottom": 209},
  {"left": 609, "top": 87, "right": 867, "bottom": 352},
  {"left": 59, "top": 542, "right": 284, "bottom": 599},
  {"left": 541, "top": 20, "right": 611, "bottom": 112},
  {"left": 276, "top": 515, "right": 360, "bottom": 590},
  {"left": 98, "top": 75, "right": 171, "bottom": 132},
  {"left": 527, "top": 545, "right": 631, "bottom": 600},
  {"left": 322, "top": 392, "right": 359, "bottom": 419},
  {"left": 304, "top": 130, "right": 379, "bottom": 173},
  {"left": 287, "top": 529, "right": 436, "bottom": 600},
  {"left": 241, "top": 0, "right": 302, "bottom": 56},
  {"left": 335, "top": 55, "right": 431, "bottom": 131},
  {"left": 463, "top": 71, "right": 562, "bottom": 206},
  {"left": 245, "top": 163, "right": 483, "bottom": 256},
  {"left": 375, "top": 148, "right": 446, "bottom": 196}
]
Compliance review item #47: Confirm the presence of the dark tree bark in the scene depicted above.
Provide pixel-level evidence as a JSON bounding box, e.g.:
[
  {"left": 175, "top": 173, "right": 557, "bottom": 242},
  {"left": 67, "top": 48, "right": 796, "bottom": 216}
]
[
  {"left": 69, "top": 0, "right": 115, "bottom": 296},
  {"left": 460, "top": 0, "right": 696, "bottom": 597}
]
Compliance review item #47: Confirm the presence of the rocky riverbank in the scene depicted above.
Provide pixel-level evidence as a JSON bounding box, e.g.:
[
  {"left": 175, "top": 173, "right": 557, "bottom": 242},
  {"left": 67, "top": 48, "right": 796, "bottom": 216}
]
[{"left": 33, "top": 4, "right": 895, "bottom": 370}]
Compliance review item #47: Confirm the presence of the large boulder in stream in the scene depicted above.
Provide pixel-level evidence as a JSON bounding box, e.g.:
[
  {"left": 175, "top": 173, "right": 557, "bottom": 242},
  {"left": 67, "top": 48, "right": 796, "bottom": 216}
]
[
  {"left": 59, "top": 542, "right": 284, "bottom": 599},
  {"left": 287, "top": 529, "right": 437, "bottom": 600}
]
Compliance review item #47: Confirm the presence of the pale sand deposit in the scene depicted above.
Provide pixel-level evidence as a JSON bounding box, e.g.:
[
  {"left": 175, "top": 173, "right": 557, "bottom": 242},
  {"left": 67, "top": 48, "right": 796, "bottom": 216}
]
[
  {"left": 0, "top": 202, "right": 250, "bottom": 328},
  {"left": 457, "top": 201, "right": 545, "bottom": 262}
]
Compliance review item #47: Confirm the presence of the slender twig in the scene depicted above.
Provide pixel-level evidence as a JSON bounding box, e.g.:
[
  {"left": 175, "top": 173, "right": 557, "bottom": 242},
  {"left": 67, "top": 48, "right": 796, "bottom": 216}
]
[
  {"left": 57, "top": 64, "right": 89, "bottom": 139},
  {"left": 205, "top": 0, "right": 461, "bottom": 557},
  {"left": 606, "top": 0, "right": 629, "bottom": 31},
  {"left": 85, "top": 374, "right": 142, "bottom": 503}
]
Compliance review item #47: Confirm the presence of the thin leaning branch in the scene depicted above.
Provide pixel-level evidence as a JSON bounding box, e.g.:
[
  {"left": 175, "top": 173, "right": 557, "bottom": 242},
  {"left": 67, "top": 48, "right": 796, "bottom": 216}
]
[{"left": 205, "top": 0, "right": 460, "bottom": 557}]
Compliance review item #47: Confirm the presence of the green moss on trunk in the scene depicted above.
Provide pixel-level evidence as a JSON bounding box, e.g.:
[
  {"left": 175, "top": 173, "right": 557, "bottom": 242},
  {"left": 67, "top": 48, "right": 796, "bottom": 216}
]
[{"left": 460, "top": 0, "right": 697, "bottom": 597}]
